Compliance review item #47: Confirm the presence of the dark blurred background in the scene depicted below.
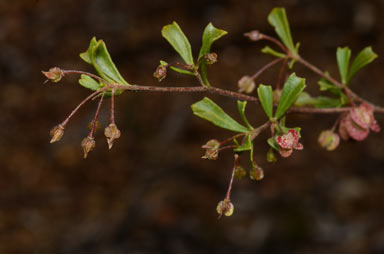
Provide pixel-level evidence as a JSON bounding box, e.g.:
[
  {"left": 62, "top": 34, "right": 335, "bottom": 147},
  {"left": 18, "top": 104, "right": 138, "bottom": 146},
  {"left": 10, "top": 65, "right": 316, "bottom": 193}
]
[{"left": 1, "top": 0, "right": 384, "bottom": 253}]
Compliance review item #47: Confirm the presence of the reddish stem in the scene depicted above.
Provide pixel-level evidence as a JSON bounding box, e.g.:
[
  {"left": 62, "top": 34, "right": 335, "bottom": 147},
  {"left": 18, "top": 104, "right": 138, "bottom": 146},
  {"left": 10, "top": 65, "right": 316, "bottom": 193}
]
[
  {"left": 89, "top": 91, "right": 105, "bottom": 137},
  {"left": 251, "top": 58, "right": 283, "bottom": 81}
]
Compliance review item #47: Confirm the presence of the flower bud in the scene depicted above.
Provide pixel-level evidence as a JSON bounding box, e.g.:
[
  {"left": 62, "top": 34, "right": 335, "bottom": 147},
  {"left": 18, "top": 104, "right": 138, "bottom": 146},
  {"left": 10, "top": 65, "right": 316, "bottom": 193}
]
[
  {"left": 50, "top": 124, "right": 64, "bottom": 143},
  {"left": 244, "top": 30, "right": 263, "bottom": 41},
  {"left": 42, "top": 67, "right": 64, "bottom": 83},
  {"left": 153, "top": 65, "right": 167, "bottom": 82},
  {"left": 318, "top": 130, "right": 340, "bottom": 151},
  {"left": 266, "top": 148, "right": 277, "bottom": 163},
  {"left": 238, "top": 75, "right": 255, "bottom": 94},
  {"left": 234, "top": 166, "right": 246, "bottom": 179},
  {"left": 201, "top": 139, "right": 220, "bottom": 160},
  {"left": 249, "top": 166, "right": 264, "bottom": 181},
  {"left": 216, "top": 199, "right": 234, "bottom": 217},
  {"left": 204, "top": 53, "right": 217, "bottom": 64},
  {"left": 81, "top": 136, "right": 95, "bottom": 159},
  {"left": 104, "top": 123, "right": 121, "bottom": 149}
]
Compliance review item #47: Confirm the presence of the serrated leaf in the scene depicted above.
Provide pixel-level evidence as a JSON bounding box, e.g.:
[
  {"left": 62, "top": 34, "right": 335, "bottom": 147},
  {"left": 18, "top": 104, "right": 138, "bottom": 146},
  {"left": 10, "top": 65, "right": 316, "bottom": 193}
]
[
  {"left": 78, "top": 74, "right": 102, "bottom": 91},
  {"left": 161, "top": 22, "right": 194, "bottom": 66},
  {"left": 261, "top": 46, "right": 286, "bottom": 58},
  {"left": 234, "top": 135, "right": 252, "bottom": 152},
  {"left": 347, "top": 46, "right": 378, "bottom": 83},
  {"left": 275, "top": 73, "right": 306, "bottom": 119},
  {"left": 336, "top": 47, "right": 351, "bottom": 84},
  {"left": 257, "top": 84, "right": 274, "bottom": 119},
  {"left": 267, "top": 7, "right": 297, "bottom": 56},
  {"left": 237, "top": 101, "right": 253, "bottom": 130},
  {"left": 191, "top": 97, "right": 250, "bottom": 133},
  {"left": 198, "top": 23, "right": 227, "bottom": 87}
]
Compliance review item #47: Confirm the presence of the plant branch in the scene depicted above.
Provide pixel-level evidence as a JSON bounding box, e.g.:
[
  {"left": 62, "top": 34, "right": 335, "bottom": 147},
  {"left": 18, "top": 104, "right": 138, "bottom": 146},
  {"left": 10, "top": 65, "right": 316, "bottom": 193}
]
[
  {"left": 251, "top": 58, "right": 284, "bottom": 80},
  {"left": 89, "top": 91, "right": 105, "bottom": 137}
]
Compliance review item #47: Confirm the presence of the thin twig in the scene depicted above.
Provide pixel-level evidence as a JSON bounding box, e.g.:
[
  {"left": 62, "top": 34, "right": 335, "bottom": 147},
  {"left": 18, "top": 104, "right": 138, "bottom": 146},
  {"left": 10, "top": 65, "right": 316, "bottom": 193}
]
[
  {"left": 89, "top": 91, "right": 105, "bottom": 137},
  {"left": 251, "top": 58, "right": 283, "bottom": 80}
]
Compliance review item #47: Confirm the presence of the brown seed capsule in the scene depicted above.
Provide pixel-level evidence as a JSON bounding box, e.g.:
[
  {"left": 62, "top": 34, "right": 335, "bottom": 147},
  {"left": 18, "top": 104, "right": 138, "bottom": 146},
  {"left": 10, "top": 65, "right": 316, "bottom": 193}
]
[
  {"left": 153, "top": 65, "right": 167, "bottom": 82},
  {"left": 205, "top": 52, "right": 217, "bottom": 64},
  {"left": 201, "top": 139, "right": 220, "bottom": 160},
  {"left": 50, "top": 124, "right": 64, "bottom": 143},
  {"left": 81, "top": 136, "right": 95, "bottom": 159},
  {"left": 216, "top": 199, "right": 234, "bottom": 217},
  {"left": 42, "top": 67, "right": 64, "bottom": 83},
  {"left": 238, "top": 75, "right": 255, "bottom": 94},
  {"left": 104, "top": 123, "right": 121, "bottom": 149}
]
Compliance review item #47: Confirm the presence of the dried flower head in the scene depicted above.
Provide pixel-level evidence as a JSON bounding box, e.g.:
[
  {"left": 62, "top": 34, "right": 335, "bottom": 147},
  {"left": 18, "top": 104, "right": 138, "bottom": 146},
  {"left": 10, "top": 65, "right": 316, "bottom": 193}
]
[
  {"left": 275, "top": 129, "right": 303, "bottom": 157},
  {"left": 216, "top": 199, "right": 234, "bottom": 217},
  {"left": 318, "top": 130, "right": 340, "bottom": 151},
  {"left": 153, "top": 65, "right": 167, "bottom": 82},
  {"left": 81, "top": 136, "right": 95, "bottom": 159},
  {"left": 50, "top": 124, "right": 64, "bottom": 143},
  {"left": 238, "top": 75, "right": 255, "bottom": 94},
  {"left": 42, "top": 67, "right": 65, "bottom": 83},
  {"left": 104, "top": 123, "right": 121, "bottom": 149},
  {"left": 201, "top": 139, "right": 220, "bottom": 160},
  {"left": 204, "top": 52, "right": 217, "bottom": 64},
  {"left": 338, "top": 103, "right": 380, "bottom": 141}
]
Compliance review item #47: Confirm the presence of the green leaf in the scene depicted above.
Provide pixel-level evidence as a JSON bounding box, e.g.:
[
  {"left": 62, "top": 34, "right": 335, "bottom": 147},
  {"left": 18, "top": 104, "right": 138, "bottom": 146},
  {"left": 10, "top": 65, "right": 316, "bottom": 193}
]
[
  {"left": 336, "top": 47, "right": 351, "bottom": 84},
  {"left": 198, "top": 23, "right": 227, "bottom": 87},
  {"left": 347, "top": 46, "right": 378, "bottom": 83},
  {"left": 169, "top": 66, "right": 195, "bottom": 75},
  {"left": 91, "top": 40, "right": 129, "bottom": 85},
  {"left": 317, "top": 75, "right": 348, "bottom": 106},
  {"left": 198, "top": 23, "right": 227, "bottom": 61},
  {"left": 261, "top": 46, "right": 286, "bottom": 58},
  {"left": 234, "top": 135, "right": 252, "bottom": 152},
  {"left": 257, "top": 84, "right": 274, "bottom": 119},
  {"left": 191, "top": 97, "right": 250, "bottom": 133},
  {"left": 275, "top": 73, "right": 306, "bottom": 119},
  {"left": 267, "top": 137, "right": 279, "bottom": 151},
  {"left": 80, "top": 37, "right": 129, "bottom": 86},
  {"left": 237, "top": 101, "right": 253, "bottom": 130},
  {"left": 318, "top": 75, "right": 342, "bottom": 94},
  {"left": 78, "top": 74, "right": 102, "bottom": 91},
  {"left": 267, "top": 7, "right": 297, "bottom": 56},
  {"left": 80, "top": 37, "right": 97, "bottom": 64},
  {"left": 294, "top": 92, "right": 342, "bottom": 108},
  {"left": 161, "top": 22, "right": 194, "bottom": 66}
]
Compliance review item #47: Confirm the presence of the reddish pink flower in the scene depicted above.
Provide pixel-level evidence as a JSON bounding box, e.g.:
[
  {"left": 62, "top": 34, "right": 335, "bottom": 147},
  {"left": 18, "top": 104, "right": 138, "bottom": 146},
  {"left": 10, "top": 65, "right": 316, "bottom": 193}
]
[
  {"left": 275, "top": 129, "right": 303, "bottom": 157},
  {"left": 338, "top": 103, "right": 380, "bottom": 141}
]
